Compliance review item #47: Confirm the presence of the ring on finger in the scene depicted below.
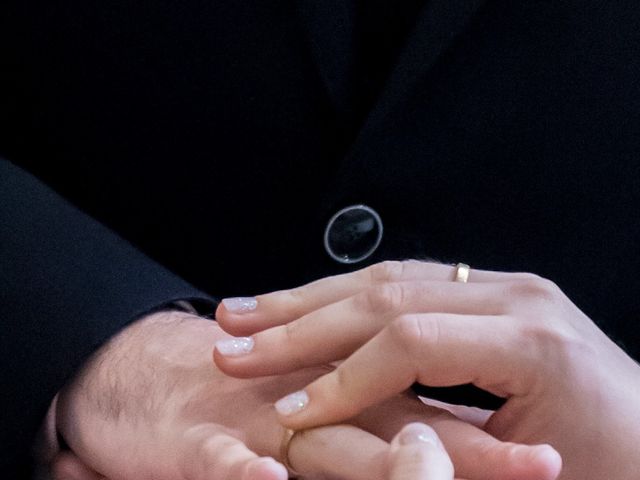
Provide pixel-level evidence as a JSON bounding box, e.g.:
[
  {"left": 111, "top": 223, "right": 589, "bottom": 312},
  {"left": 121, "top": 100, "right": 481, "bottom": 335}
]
[
  {"left": 280, "top": 428, "right": 303, "bottom": 478},
  {"left": 453, "top": 263, "right": 470, "bottom": 283}
]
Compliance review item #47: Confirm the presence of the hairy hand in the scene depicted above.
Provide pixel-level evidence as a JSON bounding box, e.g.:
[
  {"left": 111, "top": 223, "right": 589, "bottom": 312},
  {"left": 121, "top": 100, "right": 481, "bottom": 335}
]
[{"left": 52, "top": 310, "right": 487, "bottom": 480}]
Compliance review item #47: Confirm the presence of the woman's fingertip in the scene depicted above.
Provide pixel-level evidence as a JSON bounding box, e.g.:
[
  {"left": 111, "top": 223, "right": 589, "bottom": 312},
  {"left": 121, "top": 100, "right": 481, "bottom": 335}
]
[
  {"left": 275, "top": 390, "right": 309, "bottom": 416},
  {"left": 214, "top": 336, "right": 255, "bottom": 357},
  {"left": 222, "top": 297, "right": 258, "bottom": 313}
]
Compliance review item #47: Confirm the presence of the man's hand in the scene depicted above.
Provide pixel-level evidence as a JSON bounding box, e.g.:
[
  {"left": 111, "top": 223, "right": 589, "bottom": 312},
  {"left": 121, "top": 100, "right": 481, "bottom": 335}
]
[{"left": 53, "top": 310, "right": 402, "bottom": 480}]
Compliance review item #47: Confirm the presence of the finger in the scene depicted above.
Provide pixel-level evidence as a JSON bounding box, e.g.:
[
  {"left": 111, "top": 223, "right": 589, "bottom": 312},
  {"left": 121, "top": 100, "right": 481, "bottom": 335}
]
[
  {"left": 216, "top": 261, "right": 531, "bottom": 336},
  {"left": 354, "top": 393, "right": 561, "bottom": 480},
  {"left": 273, "top": 314, "right": 528, "bottom": 430},
  {"left": 181, "top": 425, "right": 288, "bottom": 480},
  {"left": 426, "top": 413, "right": 562, "bottom": 480},
  {"left": 215, "top": 281, "right": 506, "bottom": 377},
  {"left": 286, "top": 424, "right": 389, "bottom": 480},
  {"left": 388, "top": 423, "right": 453, "bottom": 480},
  {"left": 50, "top": 451, "right": 106, "bottom": 480}
]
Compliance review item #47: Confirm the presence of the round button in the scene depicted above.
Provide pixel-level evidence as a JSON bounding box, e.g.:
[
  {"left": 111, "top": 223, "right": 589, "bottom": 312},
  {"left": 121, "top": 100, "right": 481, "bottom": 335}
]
[{"left": 324, "top": 205, "right": 383, "bottom": 264}]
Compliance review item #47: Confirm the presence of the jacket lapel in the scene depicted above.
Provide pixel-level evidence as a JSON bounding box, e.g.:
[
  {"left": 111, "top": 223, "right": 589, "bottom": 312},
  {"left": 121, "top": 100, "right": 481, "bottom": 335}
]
[
  {"left": 305, "top": 0, "right": 490, "bottom": 225},
  {"left": 297, "top": 0, "right": 488, "bottom": 137},
  {"left": 296, "top": 0, "right": 356, "bottom": 120},
  {"left": 364, "top": 0, "right": 489, "bottom": 129}
]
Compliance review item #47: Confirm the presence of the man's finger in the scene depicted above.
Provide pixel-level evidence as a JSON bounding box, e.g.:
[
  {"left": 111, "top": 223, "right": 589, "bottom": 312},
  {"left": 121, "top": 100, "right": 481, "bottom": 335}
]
[
  {"left": 353, "top": 394, "right": 561, "bottom": 480},
  {"left": 423, "top": 413, "right": 562, "bottom": 480},
  {"left": 181, "top": 425, "right": 288, "bottom": 480},
  {"left": 214, "top": 281, "right": 506, "bottom": 377},
  {"left": 388, "top": 423, "right": 454, "bottom": 480},
  {"left": 216, "top": 261, "right": 530, "bottom": 336},
  {"left": 286, "top": 424, "right": 389, "bottom": 480},
  {"left": 273, "top": 314, "right": 528, "bottom": 429}
]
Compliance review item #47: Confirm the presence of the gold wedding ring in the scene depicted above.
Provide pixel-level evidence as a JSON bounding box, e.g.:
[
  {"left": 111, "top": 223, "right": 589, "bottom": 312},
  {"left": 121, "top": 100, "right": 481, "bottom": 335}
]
[
  {"left": 279, "top": 365, "right": 334, "bottom": 478},
  {"left": 280, "top": 428, "right": 303, "bottom": 478},
  {"left": 454, "top": 263, "right": 470, "bottom": 283}
]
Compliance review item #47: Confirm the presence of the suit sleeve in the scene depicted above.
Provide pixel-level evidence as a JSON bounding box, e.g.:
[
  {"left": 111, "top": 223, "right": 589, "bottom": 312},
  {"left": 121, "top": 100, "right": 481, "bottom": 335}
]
[{"left": 0, "top": 158, "right": 216, "bottom": 477}]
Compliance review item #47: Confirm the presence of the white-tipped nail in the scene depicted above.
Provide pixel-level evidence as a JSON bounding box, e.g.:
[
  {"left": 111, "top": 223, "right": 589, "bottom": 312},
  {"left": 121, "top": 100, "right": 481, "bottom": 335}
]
[
  {"left": 399, "top": 424, "right": 439, "bottom": 446},
  {"left": 215, "top": 337, "right": 255, "bottom": 357},
  {"left": 222, "top": 297, "right": 258, "bottom": 313},
  {"left": 275, "top": 391, "right": 309, "bottom": 416}
]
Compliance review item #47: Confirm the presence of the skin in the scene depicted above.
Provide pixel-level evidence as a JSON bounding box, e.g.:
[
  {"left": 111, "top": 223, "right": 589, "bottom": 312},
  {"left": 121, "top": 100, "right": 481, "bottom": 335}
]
[
  {"left": 47, "top": 424, "right": 457, "bottom": 480},
  {"left": 41, "top": 309, "right": 549, "bottom": 480},
  {"left": 387, "top": 423, "right": 454, "bottom": 480},
  {"left": 214, "top": 260, "right": 640, "bottom": 480}
]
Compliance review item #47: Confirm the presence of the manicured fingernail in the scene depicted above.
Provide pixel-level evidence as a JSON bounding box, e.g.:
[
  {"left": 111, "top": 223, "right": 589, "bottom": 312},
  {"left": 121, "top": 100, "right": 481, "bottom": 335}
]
[
  {"left": 275, "top": 390, "right": 309, "bottom": 416},
  {"left": 399, "top": 424, "right": 439, "bottom": 446},
  {"left": 222, "top": 297, "right": 258, "bottom": 313},
  {"left": 215, "top": 337, "right": 254, "bottom": 357}
]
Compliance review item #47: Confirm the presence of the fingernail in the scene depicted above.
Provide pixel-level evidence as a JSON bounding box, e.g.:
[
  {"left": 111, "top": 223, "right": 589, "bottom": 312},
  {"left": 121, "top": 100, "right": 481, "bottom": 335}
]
[
  {"left": 222, "top": 297, "right": 258, "bottom": 313},
  {"left": 215, "top": 337, "right": 255, "bottom": 357},
  {"left": 399, "top": 424, "right": 439, "bottom": 446},
  {"left": 275, "top": 390, "right": 309, "bottom": 416}
]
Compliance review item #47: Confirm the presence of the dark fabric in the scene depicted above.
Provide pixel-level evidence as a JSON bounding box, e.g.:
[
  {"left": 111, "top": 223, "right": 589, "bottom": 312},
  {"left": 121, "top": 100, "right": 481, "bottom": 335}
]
[
  {"left": 352, "top": 0, "right": 426, "bottom": 126},
  {"left": 0, "top": 160, "right": 216, "bottom": 476},
  {"left": 2, "top": 0, "right": 640, "bottom": 475}
]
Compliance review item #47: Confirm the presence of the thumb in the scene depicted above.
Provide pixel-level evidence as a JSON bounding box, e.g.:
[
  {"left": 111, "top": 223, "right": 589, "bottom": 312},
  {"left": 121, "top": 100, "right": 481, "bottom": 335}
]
[
  {"left": 389, "top": 423, "right": 454, "bottom": 480},
  {"left": 181, "top": 424, "right": 289, "bottom": 480}
]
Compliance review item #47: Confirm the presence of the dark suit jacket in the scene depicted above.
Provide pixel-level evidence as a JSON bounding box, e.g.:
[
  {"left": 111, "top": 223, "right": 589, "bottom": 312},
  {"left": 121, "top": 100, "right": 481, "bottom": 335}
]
[{"left": 2, "top": 0, "right": 639, "bottom": 476}]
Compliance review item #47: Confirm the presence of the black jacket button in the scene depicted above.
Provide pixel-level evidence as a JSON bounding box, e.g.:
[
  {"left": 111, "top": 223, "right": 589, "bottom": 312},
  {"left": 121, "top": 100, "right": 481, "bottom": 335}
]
[{"left": 324, "top": 205, "right": 383, "bottom": 264}]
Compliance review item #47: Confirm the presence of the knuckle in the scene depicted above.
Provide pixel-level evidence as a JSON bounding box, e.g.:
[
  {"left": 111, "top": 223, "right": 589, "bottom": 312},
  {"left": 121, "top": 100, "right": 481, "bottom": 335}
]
[
  {"left": 388, "top": 315, "right": 433, "bottom": 353},
  {"left": 284, "top": 286, "right": 312, "bottom": 317},
  {"left": 368, "top": 260, "right": 408, "bottom": 283},
  {"left": 508, "top": 276, "right": 561, "bottom": 304},
  {"left": 198, "top": 435, "right": 234, "bottom": 460},
  {"left": 334, "top": 364, "right": 355, "bottom": 395},
  {"left": 287, "top": 285, "right": 307, "bottom": 304},
  {"left": 520, "top": 317, "right": 586, "bottom": 356},
  {"left": 284, "top": 319, "right": 300, "bottom": 343},
  {"left": 359, "top": 282, "right": 407, "bottom": 314},
  {"left": 200, "top": 437, "right": 251, "bottom": 480},
  {"left": 330, "top": 368, "right": 362, "bottom": 418},
  {"left": 281, "top": 323, "right": 309, "bottom": 370},
  {"left": 513, "top": 314, "right": 595, "bottom": 379}
]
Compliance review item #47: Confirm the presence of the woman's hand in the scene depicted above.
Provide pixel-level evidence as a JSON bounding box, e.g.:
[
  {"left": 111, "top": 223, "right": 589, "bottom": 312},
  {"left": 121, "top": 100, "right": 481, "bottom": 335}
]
[{"left": 214, "top": 260, "right": 640, "bottom": 480}]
